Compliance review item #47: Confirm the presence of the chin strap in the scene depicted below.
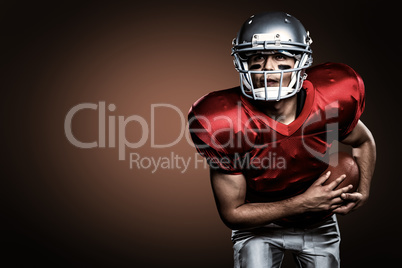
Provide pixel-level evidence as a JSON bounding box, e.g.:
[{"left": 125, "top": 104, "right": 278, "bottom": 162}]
[{"left": 252, "top": 86, "right": 294, "bottom": 100}]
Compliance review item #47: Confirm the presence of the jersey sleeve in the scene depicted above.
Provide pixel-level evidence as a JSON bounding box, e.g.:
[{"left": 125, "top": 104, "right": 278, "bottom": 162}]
[
  {"left": 188, "top": 89, "right": 254, "bottom": 174},
  {"left": 337, "top": 64, "right": 365, "bottom": 139},
  {"left": 307, "top": 63, "right": 366, "bottom": 140}
]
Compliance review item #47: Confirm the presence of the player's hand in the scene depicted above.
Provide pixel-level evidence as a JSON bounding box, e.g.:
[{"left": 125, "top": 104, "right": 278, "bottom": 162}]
[
  {"left": 300, "top": 171, "right": 353, "bottom": 213},
  {"left": 332, "top": 191, "right": 366, "bottom": 215}
]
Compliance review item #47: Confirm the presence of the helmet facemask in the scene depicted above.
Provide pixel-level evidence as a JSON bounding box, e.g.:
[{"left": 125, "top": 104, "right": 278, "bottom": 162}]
[{"left": 231, "top": 12, "right": 313, "bottom": 101}]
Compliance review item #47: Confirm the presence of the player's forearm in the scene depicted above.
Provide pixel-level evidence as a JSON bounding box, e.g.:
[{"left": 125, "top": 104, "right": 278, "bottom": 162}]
[
  {"left": 341, "top": 121, "right": 376, "bottom": 200},
  {"left": 221, "top": 196, "right": 305, "bottom": 230},
  {"left": 352, "top": 134, "right": 376, "bottom": 198}
]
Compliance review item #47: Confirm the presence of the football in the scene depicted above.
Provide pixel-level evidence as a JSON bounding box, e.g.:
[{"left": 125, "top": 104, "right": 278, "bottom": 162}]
[
  {"left": 323, "top": 152, "right": 360, "bottom": 192},
  {"left": 273, "top": 152, "right": 360, "bottom": 227}
]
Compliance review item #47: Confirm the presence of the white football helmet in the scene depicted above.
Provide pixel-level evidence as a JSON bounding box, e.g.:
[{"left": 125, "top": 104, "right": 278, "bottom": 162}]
[{"left": 232, "top": 11, "right": 313, "bottom": 101}]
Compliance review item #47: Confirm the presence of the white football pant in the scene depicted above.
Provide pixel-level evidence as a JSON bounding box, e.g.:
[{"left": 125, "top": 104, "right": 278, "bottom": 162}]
[{"left": 232, "top": 215, "right": 341, "bottom": 268}]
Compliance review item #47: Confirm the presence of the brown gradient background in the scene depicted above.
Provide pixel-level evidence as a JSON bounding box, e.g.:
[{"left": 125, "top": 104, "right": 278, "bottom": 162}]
[{"left": 1, "top": 1, "right": 399, "bottom": 267}]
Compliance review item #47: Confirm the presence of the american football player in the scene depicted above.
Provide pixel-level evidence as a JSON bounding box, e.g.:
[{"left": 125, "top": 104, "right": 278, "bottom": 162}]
[{"left": 188, "top": 11, "right": 376, "bottom": 267}]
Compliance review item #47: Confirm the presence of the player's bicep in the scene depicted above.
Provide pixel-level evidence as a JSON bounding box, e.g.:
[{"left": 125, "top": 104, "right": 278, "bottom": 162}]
[
  {"left": 340, "top": 120, "right": 374, "bottom": 147},
  {"left": 209, "top": 168, "right": 247, "bottom": 220}
]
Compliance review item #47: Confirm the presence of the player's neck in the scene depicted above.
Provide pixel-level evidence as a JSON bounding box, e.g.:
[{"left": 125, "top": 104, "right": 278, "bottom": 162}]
[{"left": 254, "top": 95, "right": 298, "bottom": 125}]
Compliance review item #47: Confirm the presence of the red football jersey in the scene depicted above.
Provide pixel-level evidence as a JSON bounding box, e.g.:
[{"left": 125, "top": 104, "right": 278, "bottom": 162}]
[{"left": 188, "top": 63, "right": 365, "bottom": 226}]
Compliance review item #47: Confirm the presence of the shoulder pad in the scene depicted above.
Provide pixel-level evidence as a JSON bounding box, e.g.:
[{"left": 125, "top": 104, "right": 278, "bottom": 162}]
[
  {"left": 306, "top": 62, "right": 364, "bottom": 94},
  {"left": 188, "top": 88, "right": 255, "bottom": 154},
  {"left": 306, "top": 62, "right": 365, "bottom": 139}
]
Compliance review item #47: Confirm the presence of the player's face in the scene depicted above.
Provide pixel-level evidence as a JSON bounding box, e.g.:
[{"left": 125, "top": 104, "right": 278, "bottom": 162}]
[{"left": 248, "top": 53, "right": 295, "bottom": 88}]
